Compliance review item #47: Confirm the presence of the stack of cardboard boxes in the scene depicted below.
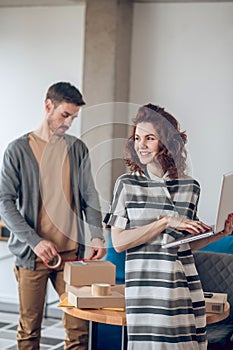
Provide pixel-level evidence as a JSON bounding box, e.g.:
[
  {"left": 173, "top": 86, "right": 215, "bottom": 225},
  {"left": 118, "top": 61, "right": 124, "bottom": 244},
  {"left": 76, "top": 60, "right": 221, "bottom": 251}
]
[{"left": 64, "top": 260, "right": 125, "bottom": 309}]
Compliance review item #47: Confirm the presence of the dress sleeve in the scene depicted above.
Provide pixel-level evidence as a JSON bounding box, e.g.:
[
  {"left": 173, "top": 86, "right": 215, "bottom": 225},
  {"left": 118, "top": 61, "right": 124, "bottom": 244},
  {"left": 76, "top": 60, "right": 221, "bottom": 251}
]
[{"left": 104, "top": 177, "right": 128, "bottom": 229}]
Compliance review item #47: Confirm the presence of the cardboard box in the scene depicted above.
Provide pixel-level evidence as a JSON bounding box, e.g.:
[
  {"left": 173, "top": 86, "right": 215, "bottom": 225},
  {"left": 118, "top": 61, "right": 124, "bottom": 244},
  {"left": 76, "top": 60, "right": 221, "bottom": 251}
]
[
  {"left": 64, "top": 260, "right": 116, "bottom": 286},
  {"left": 66, "top": 283, "right": 125, "bottom": 295},
  {"left": 205, "top": 292, "right": 228, "bottom": 313},
  {"left": 67, "top": 284, "right": 125, "bottom": 309}
]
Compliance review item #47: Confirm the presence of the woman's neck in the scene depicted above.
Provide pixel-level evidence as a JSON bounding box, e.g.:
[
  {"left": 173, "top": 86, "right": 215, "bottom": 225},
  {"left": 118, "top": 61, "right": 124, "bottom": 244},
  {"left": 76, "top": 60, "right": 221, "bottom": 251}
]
[{"left": 147, "top": 162, "right": 164, "bottom": 178}]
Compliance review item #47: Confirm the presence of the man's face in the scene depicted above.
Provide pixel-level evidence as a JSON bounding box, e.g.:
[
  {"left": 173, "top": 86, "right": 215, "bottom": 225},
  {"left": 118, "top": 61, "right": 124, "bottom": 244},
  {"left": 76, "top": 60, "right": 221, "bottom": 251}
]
[{"left": 46, "top": 99, "right": 80, "bottom": 136}]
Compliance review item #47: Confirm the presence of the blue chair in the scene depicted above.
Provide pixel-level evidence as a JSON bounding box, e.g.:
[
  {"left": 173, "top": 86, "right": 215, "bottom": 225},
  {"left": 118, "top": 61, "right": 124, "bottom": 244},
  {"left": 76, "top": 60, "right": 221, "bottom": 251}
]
[
  {"left": 199, "top": 235, "right": 233, "bottom": 254},
  {"left": 97, "top": 235, "right": 126, "bottom": 350}
]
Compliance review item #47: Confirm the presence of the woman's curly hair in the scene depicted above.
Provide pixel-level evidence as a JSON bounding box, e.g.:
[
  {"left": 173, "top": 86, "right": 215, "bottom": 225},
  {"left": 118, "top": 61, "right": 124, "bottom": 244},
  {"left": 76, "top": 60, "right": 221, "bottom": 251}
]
[{"left": 125, "top": 104, "right": 187, "bottom": 179}]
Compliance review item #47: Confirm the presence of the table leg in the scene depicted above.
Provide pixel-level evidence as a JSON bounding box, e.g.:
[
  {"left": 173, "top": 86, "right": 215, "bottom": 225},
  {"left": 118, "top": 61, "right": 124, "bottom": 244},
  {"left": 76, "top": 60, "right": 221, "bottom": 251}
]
[
  {"left": 121, "top": 325, "right": 127, "bottom": 350},
  {"left": 88, "top": 321, "right": 98, "bottom": 350}
]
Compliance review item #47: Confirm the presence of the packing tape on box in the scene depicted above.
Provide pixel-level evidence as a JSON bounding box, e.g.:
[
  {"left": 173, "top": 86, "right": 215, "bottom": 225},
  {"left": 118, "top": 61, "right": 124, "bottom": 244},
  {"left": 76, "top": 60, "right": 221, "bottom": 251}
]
[
  {"left": 43, "top": 254, "right": 89, "bottom": 270},
  {"left": 91, "top": 283, "right": 111, "bottom": 296}
]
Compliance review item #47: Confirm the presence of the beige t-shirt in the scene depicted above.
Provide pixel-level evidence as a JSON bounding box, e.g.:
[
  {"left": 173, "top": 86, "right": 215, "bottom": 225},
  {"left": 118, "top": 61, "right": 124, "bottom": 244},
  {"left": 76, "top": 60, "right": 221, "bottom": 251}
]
[{"left": 29, "top": 132, "right": 78, "bottom": 252}]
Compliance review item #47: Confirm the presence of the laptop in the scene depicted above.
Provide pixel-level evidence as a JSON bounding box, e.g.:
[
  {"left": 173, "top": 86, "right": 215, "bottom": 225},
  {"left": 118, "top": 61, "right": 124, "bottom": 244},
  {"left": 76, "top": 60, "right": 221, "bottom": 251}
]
[{"left": 162, "top": 171, "right": 233, "bottom": 249}]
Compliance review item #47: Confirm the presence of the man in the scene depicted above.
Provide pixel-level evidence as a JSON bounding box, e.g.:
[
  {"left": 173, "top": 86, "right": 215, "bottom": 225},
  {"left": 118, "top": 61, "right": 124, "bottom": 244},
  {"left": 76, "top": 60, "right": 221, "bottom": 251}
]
[{"left": 0, "top": 82, "right": 106, "bottom": 349}]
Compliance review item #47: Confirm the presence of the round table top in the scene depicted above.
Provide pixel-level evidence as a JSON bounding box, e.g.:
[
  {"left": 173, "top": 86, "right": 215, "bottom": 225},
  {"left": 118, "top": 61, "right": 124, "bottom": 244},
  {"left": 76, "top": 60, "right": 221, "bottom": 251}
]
[{"left": 60, "top": 293, "right": 230, "bottom": 327}]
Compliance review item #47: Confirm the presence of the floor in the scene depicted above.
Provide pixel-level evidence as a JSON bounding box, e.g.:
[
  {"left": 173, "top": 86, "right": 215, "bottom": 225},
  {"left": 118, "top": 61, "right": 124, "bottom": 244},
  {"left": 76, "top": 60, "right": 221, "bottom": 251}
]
[{"left": 0, "top": 311, "right": 65, "bottom": 350}]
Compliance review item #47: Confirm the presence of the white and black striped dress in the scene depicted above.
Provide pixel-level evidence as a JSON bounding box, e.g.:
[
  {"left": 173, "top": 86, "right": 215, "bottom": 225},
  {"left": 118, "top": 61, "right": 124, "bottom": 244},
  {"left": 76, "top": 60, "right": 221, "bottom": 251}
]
[{"left": 106, "top": 172, "right": 207, "bottom": 350}]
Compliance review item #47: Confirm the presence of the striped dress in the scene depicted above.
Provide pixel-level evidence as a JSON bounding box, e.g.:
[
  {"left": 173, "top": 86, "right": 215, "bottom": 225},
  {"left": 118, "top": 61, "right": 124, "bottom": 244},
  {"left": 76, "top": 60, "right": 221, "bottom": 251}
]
[{"left": 106, "top": 172, "right": 207, "bottom": 350}]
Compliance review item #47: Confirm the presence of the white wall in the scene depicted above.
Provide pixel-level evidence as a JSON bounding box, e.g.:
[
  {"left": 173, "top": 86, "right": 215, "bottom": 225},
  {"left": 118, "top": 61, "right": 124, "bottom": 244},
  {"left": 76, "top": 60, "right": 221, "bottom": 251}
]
[
  {"left": 0, "top": 5, "right": 85, "bottom": 164},
  {"left": 130, "top": 2, "right": 233, "bottom": 224}
]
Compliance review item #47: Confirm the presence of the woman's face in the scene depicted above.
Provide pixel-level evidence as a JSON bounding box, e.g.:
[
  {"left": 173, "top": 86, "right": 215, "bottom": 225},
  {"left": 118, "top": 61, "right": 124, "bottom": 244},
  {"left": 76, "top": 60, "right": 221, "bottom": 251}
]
[{"left": 134, "top": 122, "right": 160, "bottom": 166}]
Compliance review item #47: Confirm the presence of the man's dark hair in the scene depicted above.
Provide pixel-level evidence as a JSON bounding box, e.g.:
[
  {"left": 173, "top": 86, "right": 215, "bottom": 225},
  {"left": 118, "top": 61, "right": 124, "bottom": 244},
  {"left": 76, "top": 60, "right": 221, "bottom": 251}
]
[{"left": 46, "top": 82, "right": 85, "bottom": 106}]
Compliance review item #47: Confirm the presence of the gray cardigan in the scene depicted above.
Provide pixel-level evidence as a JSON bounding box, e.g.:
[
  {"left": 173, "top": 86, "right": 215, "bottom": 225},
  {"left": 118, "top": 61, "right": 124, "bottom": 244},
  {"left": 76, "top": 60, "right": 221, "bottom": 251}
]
[{"left": 0, "top": 133, "right": 104, "bottom": 269}]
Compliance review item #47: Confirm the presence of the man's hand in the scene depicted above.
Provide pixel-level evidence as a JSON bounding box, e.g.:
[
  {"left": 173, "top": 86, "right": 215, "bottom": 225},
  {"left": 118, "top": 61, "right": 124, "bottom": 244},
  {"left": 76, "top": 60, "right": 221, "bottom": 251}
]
[
  {"left": 88, "top": 238, "right": 106, "bottom": 260},
  {"left": 33, "top": 239, "right": 58, "bottom": 263}
]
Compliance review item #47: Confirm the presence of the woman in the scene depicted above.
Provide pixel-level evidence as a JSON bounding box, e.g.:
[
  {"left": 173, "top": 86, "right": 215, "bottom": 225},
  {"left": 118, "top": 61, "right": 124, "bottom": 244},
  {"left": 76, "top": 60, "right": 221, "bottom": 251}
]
[{"left": 105, "top": 104, "right": 233, "bottom": 350}]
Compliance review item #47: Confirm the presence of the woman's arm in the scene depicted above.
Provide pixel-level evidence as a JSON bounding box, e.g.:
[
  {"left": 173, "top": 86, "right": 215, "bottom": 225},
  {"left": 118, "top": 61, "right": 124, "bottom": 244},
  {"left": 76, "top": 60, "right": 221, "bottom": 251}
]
[
  {"left": 112, "top": 217, "right": 167, "bottom": 252},
  {"left": 112, "top": 216, "right": 210, "bottom": 252}
]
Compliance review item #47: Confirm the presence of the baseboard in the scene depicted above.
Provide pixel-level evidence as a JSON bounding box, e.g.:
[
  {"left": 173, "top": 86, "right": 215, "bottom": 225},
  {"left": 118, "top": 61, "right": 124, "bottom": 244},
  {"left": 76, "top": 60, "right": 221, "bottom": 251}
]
[
  {"left": 0, "top": 300, "right": 62, "bottom": 319},
  {"left": 0, "top": 301, "right": 19, "bottom": 314}
]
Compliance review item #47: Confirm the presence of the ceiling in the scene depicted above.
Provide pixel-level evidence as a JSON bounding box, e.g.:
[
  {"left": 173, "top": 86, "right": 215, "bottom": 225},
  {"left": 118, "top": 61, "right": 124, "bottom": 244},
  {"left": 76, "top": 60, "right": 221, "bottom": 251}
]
[
  {"left": 0, "top": 0, "right": 84, "bottom": 6},
  {"left": 0, "top": 0, "right": 232, "bottom": 7}
]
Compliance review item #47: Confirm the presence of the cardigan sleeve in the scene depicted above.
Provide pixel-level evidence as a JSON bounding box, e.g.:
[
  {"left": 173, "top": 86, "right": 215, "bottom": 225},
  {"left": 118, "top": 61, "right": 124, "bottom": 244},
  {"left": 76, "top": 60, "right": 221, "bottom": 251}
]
[
  {"left": 74, "top": 140, "right": 104, "bottom": 241},
  {"left": 0, "top": 144, "right": 42, "bottom": 249}
]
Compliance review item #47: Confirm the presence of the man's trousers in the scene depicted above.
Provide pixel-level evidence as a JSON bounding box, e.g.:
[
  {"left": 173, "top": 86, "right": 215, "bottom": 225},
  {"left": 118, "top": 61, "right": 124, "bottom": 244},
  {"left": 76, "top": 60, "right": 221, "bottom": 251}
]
[{"left": 14, "top": 250, "right": 88, "bottom": 350}]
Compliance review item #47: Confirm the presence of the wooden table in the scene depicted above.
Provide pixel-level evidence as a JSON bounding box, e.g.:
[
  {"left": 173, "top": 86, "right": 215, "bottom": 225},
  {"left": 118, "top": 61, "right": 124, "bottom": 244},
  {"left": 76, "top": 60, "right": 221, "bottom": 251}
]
[
  {"left": 60, "top": 291, "right": 127, "bottom": 350},
  {"left": 60, "top": 293, "right": 230, "bottom": 350}
]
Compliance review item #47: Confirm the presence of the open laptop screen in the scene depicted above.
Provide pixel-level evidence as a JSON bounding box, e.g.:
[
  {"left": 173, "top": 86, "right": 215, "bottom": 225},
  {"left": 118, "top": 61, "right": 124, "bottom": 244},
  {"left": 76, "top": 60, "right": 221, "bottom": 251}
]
[{"left": 162, "top": 171, "right": 233, "bottom": 249}]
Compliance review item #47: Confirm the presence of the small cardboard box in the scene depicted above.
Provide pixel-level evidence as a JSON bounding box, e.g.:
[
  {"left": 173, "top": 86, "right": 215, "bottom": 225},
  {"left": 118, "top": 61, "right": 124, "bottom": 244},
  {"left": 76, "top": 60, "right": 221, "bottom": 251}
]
[
  {"left": 205, "top": 292, "right": 228, "bottom": 313},
  {"left": 67, "top": 284, "right": 125, "bottom": 309},
  {"left": 66, "top": 283, "right": 125, "bottom": 295},
  {"left": 64, "top": 260, "right": 116, "bottom": 286}
]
